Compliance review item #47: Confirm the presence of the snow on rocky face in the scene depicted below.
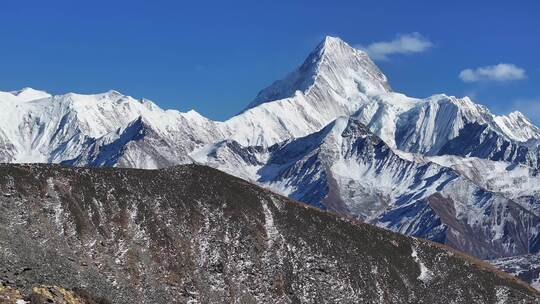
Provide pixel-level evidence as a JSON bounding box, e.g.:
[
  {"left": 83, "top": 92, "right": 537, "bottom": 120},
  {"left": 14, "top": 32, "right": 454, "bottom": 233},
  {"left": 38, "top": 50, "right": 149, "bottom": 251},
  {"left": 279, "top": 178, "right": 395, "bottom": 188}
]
[
  {"left": 426, "top": 155, "right": 540, "bottom": 212},
  {"left": 352, "top": 92, "right": 540, "bottom": 168},
  {"left": 1, "top": 36, "right": 540, "bottom": 284},
  {"left": 0, "top": 89, "right": 223, "bottom": 167},
  {"left": 220, "top": 36, "right": 391, "bottom": 147},
  {"left": 195, "top": 116, "right": 540, "bottom": 259},
  {"left": 245, "top": 36, "right": 390, "bottom": 109},
  {"left": 490, "top": 254, "right": 540, "bottom": 291}
]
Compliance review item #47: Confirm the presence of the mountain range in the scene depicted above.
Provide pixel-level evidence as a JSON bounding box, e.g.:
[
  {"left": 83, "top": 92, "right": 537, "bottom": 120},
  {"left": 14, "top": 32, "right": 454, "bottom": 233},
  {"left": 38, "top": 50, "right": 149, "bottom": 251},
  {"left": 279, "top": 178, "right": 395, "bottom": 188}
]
[{"left": 1, "top": 36, "right": 539, "bottom": 288}]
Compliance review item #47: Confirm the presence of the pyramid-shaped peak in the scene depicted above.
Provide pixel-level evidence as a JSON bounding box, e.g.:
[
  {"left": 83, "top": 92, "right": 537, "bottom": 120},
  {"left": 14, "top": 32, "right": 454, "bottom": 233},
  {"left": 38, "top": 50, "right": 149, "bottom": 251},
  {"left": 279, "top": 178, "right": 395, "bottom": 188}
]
[{"left": 243, "top": 36, "right": 390, "bottom": 110}]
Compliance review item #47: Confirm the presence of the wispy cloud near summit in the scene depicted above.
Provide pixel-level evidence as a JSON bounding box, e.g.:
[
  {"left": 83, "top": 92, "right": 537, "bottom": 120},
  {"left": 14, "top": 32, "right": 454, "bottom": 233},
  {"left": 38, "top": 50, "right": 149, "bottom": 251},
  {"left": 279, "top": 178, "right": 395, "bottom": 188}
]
[{"left": 358, "top": 33, "right": 434, "bottom": 60}]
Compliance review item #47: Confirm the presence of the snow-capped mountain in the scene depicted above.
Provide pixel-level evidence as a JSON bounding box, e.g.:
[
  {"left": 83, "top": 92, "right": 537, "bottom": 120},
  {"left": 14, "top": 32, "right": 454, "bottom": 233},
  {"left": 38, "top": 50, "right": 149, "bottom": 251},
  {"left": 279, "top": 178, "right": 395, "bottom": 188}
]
[
  {"left": 353, "top": 93, "right": 540, "bottom": 156},
  {"left": 1, "top": 36, "right": 540, "bottom": 283},
  {"left": 1, "top": 37, "right": 537, "bottom": 169},
  {"left": 0, "top": 89, "right": 222, "bottom": 167},
  {"left": 219, "top": 36, "right": 391, "bottom": 147},
  {"left": 226, "top": 37, "right": 540, "bottom": 167},
  {"left": 195, "top": 116, "right": 540, "bottom": 259}
]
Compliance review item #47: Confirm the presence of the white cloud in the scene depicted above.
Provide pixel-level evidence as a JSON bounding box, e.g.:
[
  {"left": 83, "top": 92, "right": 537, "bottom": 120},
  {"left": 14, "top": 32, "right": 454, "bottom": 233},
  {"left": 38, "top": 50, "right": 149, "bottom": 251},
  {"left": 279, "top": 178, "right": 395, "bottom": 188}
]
[
  {"left": 359, "top": 33, "right": 434, "bottom": 60},
  {"left": 459, "top": 63, "right": 526, "bottom": 82}
]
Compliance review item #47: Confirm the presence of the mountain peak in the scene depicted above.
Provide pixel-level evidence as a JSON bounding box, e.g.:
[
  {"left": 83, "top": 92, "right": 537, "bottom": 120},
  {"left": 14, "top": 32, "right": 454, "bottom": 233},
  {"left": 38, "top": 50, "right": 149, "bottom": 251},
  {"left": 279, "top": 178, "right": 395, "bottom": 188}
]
[
  {"left": 105, "top": 89, "right": 123, "bottom": 96},
  {"left": 6, "top": 87, "right": 51, "bottom": 101},
  {"left": 323, "top": 35, "right": 342, "bottom": 43},
  {"left": 507, "top": 110, "right": 529, "bottom": 121},
  {"left": 317, "top": 36, "right": 367, "bottom": 58},
  {"left": 493, "top": 110, "right": 540, "bottom": 142},
  {"left": 243, "top": 36, "right": 390, "bottom": 111},
  {"left": 319, "top": 36, "right": 348, "bottom": 49}
]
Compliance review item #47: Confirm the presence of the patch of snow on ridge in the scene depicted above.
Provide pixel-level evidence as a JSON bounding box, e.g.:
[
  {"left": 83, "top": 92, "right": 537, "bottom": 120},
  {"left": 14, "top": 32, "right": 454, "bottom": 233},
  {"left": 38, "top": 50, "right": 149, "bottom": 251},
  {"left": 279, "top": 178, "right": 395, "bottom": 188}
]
[
  {"left": 495, "top": 287, "right": 510, "bottom": 304},
  {"left": 411, "top": 244, "right": 434, "bottom": 283},
  {"left": 262, "top": 201, "right": 279, "bottom": 247}
]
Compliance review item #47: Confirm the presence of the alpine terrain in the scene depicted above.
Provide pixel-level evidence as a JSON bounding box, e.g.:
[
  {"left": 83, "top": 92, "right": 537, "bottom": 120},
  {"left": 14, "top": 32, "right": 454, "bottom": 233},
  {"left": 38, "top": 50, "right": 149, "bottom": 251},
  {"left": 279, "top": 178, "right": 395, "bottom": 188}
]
[
  {"left": 0, "top": 164, "right": 538, "bottom": 303},
  {"left": 1, "top": 36, "right": 539, "bottom": 289}
]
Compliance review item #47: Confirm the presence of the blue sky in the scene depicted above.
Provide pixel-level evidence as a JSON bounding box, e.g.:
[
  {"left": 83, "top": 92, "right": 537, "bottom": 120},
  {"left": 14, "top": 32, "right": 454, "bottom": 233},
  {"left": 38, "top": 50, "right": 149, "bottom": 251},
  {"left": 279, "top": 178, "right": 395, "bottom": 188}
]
[{"left": 1, "top": 1, "right": 539, "bottom": 122}]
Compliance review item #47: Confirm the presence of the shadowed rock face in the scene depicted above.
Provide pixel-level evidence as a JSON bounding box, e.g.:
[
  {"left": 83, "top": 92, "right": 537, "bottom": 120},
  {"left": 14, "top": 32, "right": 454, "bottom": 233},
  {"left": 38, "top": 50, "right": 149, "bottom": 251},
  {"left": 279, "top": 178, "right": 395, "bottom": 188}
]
[{"left": 0, "top": 164, "right": 538, "bottom": 303}]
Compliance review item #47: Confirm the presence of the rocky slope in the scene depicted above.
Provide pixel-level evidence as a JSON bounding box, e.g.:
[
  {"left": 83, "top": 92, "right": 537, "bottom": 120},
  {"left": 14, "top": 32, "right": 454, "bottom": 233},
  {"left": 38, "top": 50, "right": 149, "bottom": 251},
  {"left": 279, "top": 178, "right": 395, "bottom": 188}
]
[{"left": 0, "top": 164, "right": 538, "bottom": 303}]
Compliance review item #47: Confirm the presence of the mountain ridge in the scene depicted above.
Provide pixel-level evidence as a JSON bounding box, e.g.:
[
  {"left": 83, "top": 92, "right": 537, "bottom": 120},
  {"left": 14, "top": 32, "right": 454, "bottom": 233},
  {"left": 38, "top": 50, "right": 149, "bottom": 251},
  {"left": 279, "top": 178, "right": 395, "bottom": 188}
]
[{"left": 0, "top": 163, "right": 538, "bottom": 303}]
